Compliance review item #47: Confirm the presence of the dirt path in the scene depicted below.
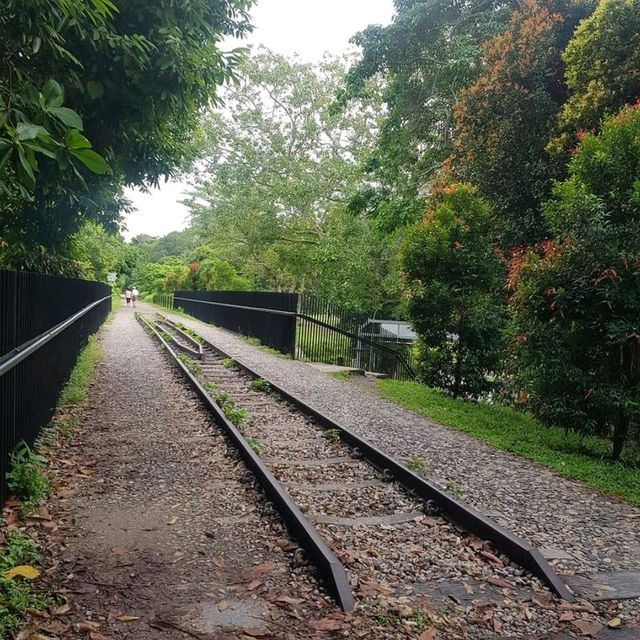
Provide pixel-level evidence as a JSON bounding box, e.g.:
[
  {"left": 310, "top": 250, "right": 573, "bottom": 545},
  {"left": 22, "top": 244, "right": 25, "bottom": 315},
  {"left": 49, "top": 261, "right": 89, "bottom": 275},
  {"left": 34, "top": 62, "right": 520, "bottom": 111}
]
[{"left": 22, "top": 307, "right": 342, "bottom": 639}]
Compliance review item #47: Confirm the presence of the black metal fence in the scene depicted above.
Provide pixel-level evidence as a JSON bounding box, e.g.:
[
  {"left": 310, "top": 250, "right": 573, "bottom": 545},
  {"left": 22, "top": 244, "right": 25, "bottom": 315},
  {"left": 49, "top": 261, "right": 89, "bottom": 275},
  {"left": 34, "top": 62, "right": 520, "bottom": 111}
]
[
  {"left": 173, "top": 290, "right": 298, "bottom": 357},
  {"left": 156, "top": 291, "right": 416, "bottom": 380},
  {"left": 0, "top": 271, "right": 111, "bottom": 503},
  {"left": 296, "top": 295, "right": 416, "bottom": 380}
]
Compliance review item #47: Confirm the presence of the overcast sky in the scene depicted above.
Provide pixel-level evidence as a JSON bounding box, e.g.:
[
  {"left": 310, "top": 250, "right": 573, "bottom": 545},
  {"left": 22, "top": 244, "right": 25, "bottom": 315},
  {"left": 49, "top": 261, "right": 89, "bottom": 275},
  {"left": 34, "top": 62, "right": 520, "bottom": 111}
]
[{"left": 122, "top": 0, "right": 395, "bottom": 241}]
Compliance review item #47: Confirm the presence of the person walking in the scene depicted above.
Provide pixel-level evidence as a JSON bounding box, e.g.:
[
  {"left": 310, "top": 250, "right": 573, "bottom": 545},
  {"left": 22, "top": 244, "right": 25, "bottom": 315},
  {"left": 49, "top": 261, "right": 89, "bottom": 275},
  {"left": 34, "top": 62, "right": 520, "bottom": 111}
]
[
  {"left": 125, "top": 289, "right": 132, "bottom": 307},
  {"left": 131, "top": 287, "right": 139, "bottom": 308}
]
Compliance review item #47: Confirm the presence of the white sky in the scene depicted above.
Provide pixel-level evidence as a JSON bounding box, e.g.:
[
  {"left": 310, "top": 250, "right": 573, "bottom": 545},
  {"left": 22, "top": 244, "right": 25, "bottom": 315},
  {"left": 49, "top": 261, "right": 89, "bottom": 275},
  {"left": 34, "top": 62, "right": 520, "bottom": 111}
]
[{"left": 122, "top": 0, "right": 395, "bottom": 241}]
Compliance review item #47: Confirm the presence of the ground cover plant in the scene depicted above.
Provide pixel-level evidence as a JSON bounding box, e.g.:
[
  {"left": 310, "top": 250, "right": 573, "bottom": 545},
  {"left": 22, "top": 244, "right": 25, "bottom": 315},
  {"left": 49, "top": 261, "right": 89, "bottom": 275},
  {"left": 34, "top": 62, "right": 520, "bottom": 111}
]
[{"left": 378, "top": 379, "right": 640, "bottom": 507}]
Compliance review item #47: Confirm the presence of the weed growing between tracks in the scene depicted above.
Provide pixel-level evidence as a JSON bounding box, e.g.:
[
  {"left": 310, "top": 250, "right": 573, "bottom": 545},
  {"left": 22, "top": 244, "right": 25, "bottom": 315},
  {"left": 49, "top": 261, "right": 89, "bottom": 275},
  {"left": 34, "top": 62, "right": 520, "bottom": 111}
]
[{"left": 378, "top": 379, "right": 640, "bottom": 507}]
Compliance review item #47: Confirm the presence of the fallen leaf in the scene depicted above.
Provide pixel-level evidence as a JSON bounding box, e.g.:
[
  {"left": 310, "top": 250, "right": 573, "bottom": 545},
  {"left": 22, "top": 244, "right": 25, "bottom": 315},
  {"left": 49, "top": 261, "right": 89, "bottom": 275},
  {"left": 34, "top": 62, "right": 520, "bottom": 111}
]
[
  {"left": 247, "top": 579, "right": 263, "bottom": 591},
  {"left": 4, "top": 565, "right": 40, "bottom": 580},
  {"left": 89, "top": 634, "right": 112, "bottom": 640},
  {"left": 419, "top": 629, "right": 438, "bottom": 640},
  {"left": 217, "top": 600, "right": 229, "bottom": 612},
  {"left": 76, "top": 621, "right": 100, "bottom": 631},
  {"left": 309, "top": 618, "right": 342, "bottom": 631},
  {"left": 111, "top": 547, "right": 127, "bottom": 556},
  {"left": 53, "top": 602, "right": 71, "bottom": 616},
  {"left": 115, "top": 615, "right": 139, "bottom": 622},
  {"left": 167, "top": 516, "right": 178, "bottom": 525},
  {"left": 275, "top": 594, "right": 304, "bottom": 605},
  {"left": 572, "top": 620, "right": 603, "bottom": 637},
  {"left": 212, "top": 555, "right": 224, "bottom": 568},
  {"left": 607, "top": 617, "right": 622, "bottom": 629}
]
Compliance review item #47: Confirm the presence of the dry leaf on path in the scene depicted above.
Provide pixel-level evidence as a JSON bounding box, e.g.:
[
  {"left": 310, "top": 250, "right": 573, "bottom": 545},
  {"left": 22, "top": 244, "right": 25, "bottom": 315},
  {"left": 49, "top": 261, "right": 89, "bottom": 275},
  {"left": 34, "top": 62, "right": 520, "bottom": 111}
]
[
  {"left": 275, "top": 594, "right": 304, "bottom": 605},
  {"left": 240, "top": 629, "right": 269, "bottom": 638},
  {"left": 419, "top": 629, "right": 438, "bottom": 640},
  {"left": 115, "top": 615, "right": 139, "bottom": 622},
  {"left": 309, "top": 618, "right": 342, "bottom": 631},
  {"left": 607, "top": 617, "right": 622, "bottom": 628},
  {"left": 572, "top": 619, "right": 604, "bottom": 637},
  {"left": 212, "top": 555, "right": 224, "bottom": 568},
  {"left": 167, "top": 515, "right": 178, "bottom": 525},
  {"left": 217, "top": 600, "right": 229, "bottom": 612},
  {"left": 4, "top": 565, "right": 40, "bottom": 580},
  {"left": 89, "top": 634, "right": 112, "bottom": 640}
]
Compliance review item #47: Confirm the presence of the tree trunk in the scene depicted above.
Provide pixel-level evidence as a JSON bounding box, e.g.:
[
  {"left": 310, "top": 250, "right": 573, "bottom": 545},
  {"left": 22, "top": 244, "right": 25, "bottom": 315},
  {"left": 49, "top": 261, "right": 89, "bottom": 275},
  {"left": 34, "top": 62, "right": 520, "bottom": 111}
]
[
  {"left": 452, "top": 340, "right": 463, "bottom": 399},
  {"left": 612, "top": 411, "right": 630, "bottom": 461}
]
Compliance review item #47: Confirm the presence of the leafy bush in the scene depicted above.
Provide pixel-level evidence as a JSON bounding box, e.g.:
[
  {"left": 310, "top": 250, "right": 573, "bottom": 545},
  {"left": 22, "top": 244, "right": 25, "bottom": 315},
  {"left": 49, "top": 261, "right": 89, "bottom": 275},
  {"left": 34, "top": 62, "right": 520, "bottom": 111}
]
[
  {"left": 401, "top": 182, "right": 506, "bottom": 397},
  {"left": 510, "top": 106, "right": 640, "bottom": 459},
  {"left": 6, "top": 442, "right": 50, "bottom": 513}
]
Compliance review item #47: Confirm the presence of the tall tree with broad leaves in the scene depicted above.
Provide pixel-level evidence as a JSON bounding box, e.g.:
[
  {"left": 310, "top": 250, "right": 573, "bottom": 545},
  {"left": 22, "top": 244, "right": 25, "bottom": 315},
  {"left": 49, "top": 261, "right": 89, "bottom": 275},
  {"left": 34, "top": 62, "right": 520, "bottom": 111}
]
[
  {"left": 0, "top": 0, "right": 253, "bottom": 263},
  {"left": 185, "top": 49, "right": 395, "bottom": 311},
  {"left": 452, "top": 0, "right": 594, "bottom": 248},
  {"left": 342, "top": 0, "right": 520, "bottom": 232}
]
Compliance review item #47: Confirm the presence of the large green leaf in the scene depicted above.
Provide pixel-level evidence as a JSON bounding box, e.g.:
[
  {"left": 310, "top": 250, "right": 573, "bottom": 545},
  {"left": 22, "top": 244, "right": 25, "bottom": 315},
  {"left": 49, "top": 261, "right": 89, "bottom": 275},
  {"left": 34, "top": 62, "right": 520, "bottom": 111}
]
[
  {"left": 87, "top": 80, "right": 104, "bottom": 99},
  {"left": 49, "top": 107, "right": 83, "bottom": 130},
  {"left": 65, "top": 129, "right": 92, "bottom": 149},
  {"left": 42, "top": 79, "right": 64, "bottom": 108},
  {"left": 70, "top": 148, "right": 110, "bottom": 174},
  {"left": 16, "top": 123, "right": 50, "bottom": 141},
  {"left": 17, "top": 149, "right": 36, "bottom": 189}
]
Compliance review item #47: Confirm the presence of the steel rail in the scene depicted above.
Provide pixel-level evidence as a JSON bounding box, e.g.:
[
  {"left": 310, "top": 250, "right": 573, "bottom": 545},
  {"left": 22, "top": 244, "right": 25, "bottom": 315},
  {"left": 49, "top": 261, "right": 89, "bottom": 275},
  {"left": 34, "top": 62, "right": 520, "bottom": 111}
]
[
  {"left": 0, "top": 295, "right": 112, "bottom": 378},
  {"left": 158, "top": 313, "right": 576, "bottom": 603},
  {"left": 137, "top": 313, "right": 355, "bottom": 612},
  {"left": 155, "top": 318, "right": 203, "bottom": 359},
  {"left": 172, "top": 296, "right": 416, "bottom": 379}
]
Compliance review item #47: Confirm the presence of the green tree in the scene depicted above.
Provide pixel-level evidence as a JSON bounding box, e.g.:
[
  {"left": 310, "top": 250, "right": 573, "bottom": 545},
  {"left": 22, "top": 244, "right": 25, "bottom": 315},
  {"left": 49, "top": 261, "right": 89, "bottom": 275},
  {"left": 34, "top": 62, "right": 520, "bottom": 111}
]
[
  {"left": 186, "top": 49, "right": 392, "bottom": 308},
  {"left": 401, "top": 182, "right": 506, "bottom": 397},
  {"left": 551, "top": 0, "right": 640, "bottom": 152},
  {"left": 510, "top": 106, "right": 640, "bottom": 459},
  {"left": 69, "top": 221, "right": 127, "bottom": 281},
  {"left": 453, "top": 0, "right": 593, "bottom": 247},
  {"left": 343, "top": 0, "right": 519, "bottom": 231},
  {"left": 0, "top": 0, "right": 253, "bottom": 257}
]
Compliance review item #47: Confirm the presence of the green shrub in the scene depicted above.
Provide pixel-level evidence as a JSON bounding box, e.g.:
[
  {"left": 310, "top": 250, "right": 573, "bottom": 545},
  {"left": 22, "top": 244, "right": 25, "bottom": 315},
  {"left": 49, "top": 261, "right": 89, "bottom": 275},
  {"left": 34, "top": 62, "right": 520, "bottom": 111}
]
[
  {"left": 6, "top": 442, "right": 50, "bottom": 513},
  {"left": 510, "top": 106, "right": 640, "bottom": 459},
  {"left": 401, "top": 182, "right": 506, "bottom": 397}
]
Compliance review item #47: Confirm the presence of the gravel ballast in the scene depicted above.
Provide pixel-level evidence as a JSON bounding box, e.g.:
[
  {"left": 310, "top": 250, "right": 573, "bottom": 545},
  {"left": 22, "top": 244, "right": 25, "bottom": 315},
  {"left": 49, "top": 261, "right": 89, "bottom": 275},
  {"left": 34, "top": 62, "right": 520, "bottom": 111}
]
[{"left": 153, "top": 304, "right": 640, "bottom": 582}]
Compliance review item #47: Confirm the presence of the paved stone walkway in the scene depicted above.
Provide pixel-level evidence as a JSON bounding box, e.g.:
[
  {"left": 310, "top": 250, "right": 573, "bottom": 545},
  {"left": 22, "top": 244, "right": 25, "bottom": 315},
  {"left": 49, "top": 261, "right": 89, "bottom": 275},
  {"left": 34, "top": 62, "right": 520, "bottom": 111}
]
[{"left": 152, "top": 304, "right": 640, "bottom": 586}]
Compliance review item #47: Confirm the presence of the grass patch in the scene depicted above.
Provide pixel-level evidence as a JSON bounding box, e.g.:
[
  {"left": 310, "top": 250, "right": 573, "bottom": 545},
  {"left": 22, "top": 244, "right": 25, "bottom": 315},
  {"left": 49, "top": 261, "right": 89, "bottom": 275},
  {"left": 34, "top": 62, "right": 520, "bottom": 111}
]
[
  {"left": 378, "top": 379, "right": 640, "bottom": 507},
  {"left": 6, "top": 443, "right": 50, "bottom": 515},
  {"left": 328, "top": 370, "right": 350, "bottom": 381},
  {"left": 58, "top": 336, "right": 102, "bottom": 407},
  {"left": 0, "top": 529, "right": 49, "bottom": 636}
]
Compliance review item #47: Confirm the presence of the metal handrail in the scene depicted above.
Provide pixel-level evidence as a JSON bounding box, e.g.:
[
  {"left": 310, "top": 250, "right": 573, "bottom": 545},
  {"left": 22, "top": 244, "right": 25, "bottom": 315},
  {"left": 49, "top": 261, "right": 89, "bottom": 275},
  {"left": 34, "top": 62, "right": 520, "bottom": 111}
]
[
  {"left": 0, "top": 295, "right": 112, "bottom": 378},
  {"left": 172, "top": 296, "right": 416, "bottom": 379}
]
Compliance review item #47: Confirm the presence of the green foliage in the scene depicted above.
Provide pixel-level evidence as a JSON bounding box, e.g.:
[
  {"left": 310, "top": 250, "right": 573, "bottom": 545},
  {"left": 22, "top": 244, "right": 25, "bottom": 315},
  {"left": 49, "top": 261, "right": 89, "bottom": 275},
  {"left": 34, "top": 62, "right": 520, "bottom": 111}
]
[
  {"left": 222, "top": 357, "right": 235, "bottom": 369},
  {"left": 0, "top": 529, "right": 46, "bottom": 636},
  {"left": 58, "top": 336, "right": 102, "bottom": 406},
  {"left": 184, "top": 49, "right": 396, "bottom": 311},
  {"left": 343, "top": 0, "right": 519, "bottom": 232},
  {"left": 401, "top": 183, "right": 506, "bottom": 397},
  {"left": 406, "top": 455, "right": 425, "bottom": 474},
  {"left": 250, "top": 378, "right": 270, "bottom": 392},
  {"left": 453, "top": 0, "right": 593, "bottom": 247},
  {"left": 510, "top": 107, "right": 640, "bottom": 459},
  {"left": 325, "top": 429, "right": 342, "bottom": 444},
  {"left": 246, "top": 436, "right": 261, "bottom": 453},
  {"left": 1, "top": 0, "right": 253, "bottom": 256},
  {"left": 553, "top": 0, "right": 640, "bottom": 151},
  {"left": 6, "top": 442, "right": 50, "bottom": 513},
  {"left": 378, "top": 379, "right": 640, "bottom": 506},
  {"left": 177, "top": 353, "right": 202, "bottom": 377}
]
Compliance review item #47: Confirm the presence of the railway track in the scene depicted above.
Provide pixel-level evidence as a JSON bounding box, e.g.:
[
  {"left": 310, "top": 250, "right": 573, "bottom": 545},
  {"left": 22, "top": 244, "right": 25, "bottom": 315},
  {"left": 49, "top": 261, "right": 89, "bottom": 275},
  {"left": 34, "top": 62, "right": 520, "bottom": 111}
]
[{"left": 137, "top": 311, "right": 609, "bottom": 639}]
